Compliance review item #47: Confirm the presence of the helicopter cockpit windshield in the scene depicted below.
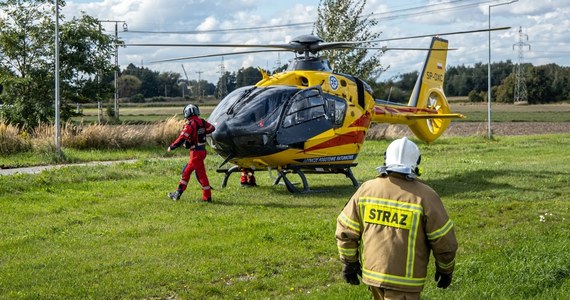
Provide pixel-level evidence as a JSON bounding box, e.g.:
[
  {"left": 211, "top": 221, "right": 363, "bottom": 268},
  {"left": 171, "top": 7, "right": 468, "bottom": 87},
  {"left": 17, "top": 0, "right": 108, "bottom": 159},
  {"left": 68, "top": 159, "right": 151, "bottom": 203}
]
[
  {"left": 233, "top": 86, "right": 298, "bottom": 129},
  {"left": 209, "top": 84, "right": 346, "bottom": 158}
]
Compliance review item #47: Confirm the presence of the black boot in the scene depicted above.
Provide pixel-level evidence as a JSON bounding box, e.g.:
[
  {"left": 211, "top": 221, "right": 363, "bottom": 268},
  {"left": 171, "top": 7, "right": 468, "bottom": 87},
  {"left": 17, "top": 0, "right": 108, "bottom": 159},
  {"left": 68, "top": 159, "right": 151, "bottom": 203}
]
[{"left": 168, "top": 190, "right": 182, "bottom": 201}]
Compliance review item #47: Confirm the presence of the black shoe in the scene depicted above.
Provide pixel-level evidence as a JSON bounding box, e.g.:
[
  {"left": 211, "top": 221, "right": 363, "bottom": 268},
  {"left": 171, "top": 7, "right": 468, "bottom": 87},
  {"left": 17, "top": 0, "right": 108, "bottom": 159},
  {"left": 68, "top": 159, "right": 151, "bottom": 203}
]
[
  {"left": 168, "top": 191, "right": 181, "bottom": 201},
  {"left": 203, "top": 197, "right": 212, "bottom": 203}
]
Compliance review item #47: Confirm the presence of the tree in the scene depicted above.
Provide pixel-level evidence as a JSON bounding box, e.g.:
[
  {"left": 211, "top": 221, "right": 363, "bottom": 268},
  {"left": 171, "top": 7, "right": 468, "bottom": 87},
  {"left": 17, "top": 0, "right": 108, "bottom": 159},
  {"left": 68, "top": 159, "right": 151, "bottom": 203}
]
[
  {"left": 526, "top": 66, "right": 554, "bottom": 104},
  {"left": 158, "top": 72, "right": 181, "bottom": 97},
  {"left": 495, "top": 73, "right": 515, "bottom": 103},
  {"left": 0, "top": 0, "right": 117, "bottom": 129},
  {"left": 122, "top": 63, "right": 161, "bottom": 98},
  {"left": 315, "top": 0, "right": 383, "bottom": 80},
  {"left": 117, "top": 74, "right": 141, "bottom": 98},
  {"left": 236, "top": 67, "right": 262, "bottom": 87},
  {"left": 215, "top": 71, "right": 237, "bottom": 97}
]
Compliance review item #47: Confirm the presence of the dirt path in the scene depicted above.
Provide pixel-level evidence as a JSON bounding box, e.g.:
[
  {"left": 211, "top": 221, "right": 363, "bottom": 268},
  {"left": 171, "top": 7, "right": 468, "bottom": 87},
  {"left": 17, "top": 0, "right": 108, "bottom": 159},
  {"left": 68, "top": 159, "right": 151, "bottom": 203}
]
[
  {"left": 0, "top": 160, "right": 138, "bottom": 176},
  {"left": 368, "top": 122, "right": 570, "bottom": 139}
]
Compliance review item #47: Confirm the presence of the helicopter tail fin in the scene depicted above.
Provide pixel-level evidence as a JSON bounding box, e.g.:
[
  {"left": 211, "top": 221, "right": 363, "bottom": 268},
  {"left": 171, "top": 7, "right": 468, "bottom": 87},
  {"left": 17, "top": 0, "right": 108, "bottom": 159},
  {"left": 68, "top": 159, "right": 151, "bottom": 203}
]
[
  {"left": 405, "top": 37, "right": 463, "bottom": 142},
  {"left": 408, "top": 37, "right": 448, "bottom": 107}
]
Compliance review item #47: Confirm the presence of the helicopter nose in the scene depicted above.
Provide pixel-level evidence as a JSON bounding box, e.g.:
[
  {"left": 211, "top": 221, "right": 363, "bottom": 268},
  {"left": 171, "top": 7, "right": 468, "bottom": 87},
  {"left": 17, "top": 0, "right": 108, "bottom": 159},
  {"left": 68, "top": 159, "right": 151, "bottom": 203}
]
[{"left": 210, "top": 122, "right": 236, "bottom": 157}]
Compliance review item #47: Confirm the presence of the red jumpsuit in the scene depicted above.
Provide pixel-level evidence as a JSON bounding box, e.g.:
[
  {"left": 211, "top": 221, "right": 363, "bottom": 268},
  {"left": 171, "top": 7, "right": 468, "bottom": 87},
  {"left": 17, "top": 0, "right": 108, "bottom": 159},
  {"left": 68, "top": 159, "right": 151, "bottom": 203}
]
[
  {"left": 240, "top": 168, "right": 257, "bottom": 187},
  {"left": 169, "top": 115, "right": 215, "bottom": 201}
]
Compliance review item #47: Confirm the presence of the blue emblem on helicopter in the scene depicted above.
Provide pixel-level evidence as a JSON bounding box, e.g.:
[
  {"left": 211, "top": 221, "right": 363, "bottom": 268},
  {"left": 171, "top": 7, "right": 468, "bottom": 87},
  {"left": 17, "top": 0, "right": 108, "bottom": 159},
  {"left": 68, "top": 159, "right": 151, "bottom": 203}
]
[{"left": 329, "top": 75, "right": 339, "bottom": 91}]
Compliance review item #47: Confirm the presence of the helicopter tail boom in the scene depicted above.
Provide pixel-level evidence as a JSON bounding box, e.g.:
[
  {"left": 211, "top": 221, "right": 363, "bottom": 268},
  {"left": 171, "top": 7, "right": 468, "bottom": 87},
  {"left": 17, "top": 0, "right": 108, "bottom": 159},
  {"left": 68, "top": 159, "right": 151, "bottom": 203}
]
[{"left": 405, "top": 113, "right": 464, "bottom": 120}]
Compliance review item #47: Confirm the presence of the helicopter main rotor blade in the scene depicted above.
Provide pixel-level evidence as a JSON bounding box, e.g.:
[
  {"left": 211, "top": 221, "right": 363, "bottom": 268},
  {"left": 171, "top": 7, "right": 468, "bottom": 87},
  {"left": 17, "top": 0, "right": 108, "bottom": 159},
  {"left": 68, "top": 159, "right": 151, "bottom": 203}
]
[
  {"left": 150, "top": 49, "right": 285, "bottom": 63},
  {"left": 131, "top": 26, "right": 510, "bottom": 63},
  {"left": 369, "top": 26, "right": 511, "bottom": 43},
  {"left": 124, "top": 42, "right": 294, "bottom": 49},
  {"left": 354, "top": 47, "right": 458, "bottom": 51}
]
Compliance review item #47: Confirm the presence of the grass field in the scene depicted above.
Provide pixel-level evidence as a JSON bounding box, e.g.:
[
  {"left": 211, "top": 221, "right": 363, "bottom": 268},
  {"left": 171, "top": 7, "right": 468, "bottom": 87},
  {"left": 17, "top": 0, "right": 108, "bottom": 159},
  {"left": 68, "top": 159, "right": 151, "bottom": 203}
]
[
  {"left": 1, "top": 134, "right": 569, "bottom": 299},
  {"left": 452, "top": 103, "right": 570, "bottom": 122}
]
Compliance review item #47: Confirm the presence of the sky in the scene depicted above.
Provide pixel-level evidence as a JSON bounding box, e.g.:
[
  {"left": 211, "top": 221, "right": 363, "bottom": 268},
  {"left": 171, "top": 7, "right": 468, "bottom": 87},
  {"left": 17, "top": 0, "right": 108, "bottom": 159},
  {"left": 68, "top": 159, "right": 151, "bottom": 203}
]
[{"left": 61, "top": 0, "right": 570, "bottom": 84}]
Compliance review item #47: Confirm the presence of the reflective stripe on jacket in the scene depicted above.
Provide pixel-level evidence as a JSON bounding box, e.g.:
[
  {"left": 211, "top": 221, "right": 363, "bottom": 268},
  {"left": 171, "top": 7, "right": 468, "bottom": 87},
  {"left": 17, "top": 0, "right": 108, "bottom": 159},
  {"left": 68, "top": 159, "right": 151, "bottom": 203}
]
[{"left": 336, "top": 174, "right": 458, "bottom": 292}]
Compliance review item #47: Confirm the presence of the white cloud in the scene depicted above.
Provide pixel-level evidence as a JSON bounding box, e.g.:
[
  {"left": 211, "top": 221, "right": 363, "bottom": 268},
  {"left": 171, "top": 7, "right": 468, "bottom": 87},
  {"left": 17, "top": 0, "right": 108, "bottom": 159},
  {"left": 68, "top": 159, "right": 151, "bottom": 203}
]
[{"left": 61, "top": 0, "right": 570, "bottom": 83}]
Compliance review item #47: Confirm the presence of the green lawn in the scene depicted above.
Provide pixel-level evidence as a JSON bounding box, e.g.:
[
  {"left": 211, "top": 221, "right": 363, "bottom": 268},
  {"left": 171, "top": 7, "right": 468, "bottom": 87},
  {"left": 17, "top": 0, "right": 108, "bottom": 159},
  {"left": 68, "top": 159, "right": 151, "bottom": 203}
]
[{"left": 1, "top": 134, "right": 569, "bottom": 299}]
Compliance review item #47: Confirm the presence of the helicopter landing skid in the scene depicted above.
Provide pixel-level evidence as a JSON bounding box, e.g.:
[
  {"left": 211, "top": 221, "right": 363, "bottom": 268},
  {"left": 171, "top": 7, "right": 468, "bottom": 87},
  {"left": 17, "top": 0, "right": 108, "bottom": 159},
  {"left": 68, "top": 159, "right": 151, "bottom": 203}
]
[
  {"left": 216, "top": 164, "right": 359, "bottom": 193},
  {"left": 218, "top": 165, "right": 241, "bottom": 188}
]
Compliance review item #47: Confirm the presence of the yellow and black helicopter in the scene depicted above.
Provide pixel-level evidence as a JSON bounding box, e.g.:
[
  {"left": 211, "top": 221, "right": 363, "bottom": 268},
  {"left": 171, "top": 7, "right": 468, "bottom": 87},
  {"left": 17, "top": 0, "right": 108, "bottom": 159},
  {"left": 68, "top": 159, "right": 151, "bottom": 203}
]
[{"left": 132, "top": 28, "right": 507, "bottom": 192}]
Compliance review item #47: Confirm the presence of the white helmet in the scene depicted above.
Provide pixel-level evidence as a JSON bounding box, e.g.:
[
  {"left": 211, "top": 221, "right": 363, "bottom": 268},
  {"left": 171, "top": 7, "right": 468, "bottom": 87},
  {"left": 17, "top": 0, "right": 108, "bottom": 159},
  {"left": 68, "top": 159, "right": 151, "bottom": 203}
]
[
  {"left": 183, "top": 104, "right": 200, "bottom": 118},
  {"left": 378, "top": 137, "right": 421, "bottom": 177}
]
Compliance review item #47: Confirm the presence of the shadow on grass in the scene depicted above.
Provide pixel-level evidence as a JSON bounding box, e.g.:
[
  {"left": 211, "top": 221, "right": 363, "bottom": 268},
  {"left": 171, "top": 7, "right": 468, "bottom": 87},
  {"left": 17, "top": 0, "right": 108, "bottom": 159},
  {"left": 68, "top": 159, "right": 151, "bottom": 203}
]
[
  {"left": 212, "top": 199, "right": 338, "bottom": 209},
  {"left": 212, "top": 183, "right": 356, "bottom": 209},
  {"left": 426, "top": 168, "right": 569, "bottom": 198}
]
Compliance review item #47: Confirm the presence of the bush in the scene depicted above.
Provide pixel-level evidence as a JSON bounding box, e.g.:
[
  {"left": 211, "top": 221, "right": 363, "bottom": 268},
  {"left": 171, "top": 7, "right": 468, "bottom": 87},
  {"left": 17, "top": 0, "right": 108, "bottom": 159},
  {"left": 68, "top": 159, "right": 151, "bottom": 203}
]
[
  {"left": 106, "top": 105, "right": 115, "bottom": 118},
  {"left": 468, "top": 90, "right": 486, "bottom": 102},
  {"left": 149, "top": 97, "right": 166, "bottom": 102},
  {"left": 129, "top": 93, "right": 145, "bottom": 103},
  {"left": 0, "top": 123, "right": 32, "bottom": 155}
]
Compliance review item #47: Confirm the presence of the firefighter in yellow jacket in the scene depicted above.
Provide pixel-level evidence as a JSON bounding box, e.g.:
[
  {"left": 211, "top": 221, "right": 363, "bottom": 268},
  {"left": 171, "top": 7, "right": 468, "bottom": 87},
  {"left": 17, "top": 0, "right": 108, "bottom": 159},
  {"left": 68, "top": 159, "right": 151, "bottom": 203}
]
[{"left": 336, "top": 137, "right": 458, "bottom": 300}]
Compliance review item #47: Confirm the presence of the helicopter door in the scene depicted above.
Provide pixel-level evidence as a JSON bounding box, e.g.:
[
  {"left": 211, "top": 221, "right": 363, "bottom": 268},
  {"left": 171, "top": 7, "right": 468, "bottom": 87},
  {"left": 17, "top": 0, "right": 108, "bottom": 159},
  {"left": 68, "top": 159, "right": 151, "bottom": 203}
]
[{"left": 276, "top": 88, "right": 333, "bottom": 147}]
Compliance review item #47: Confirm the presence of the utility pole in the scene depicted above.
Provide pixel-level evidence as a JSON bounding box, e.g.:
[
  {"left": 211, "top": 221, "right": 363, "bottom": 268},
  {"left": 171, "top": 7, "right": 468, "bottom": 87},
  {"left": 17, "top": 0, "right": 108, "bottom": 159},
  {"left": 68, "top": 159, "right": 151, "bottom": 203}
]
[
  {"left": 181, "top": 64, "right": 189, "bottom": 98},
  {"left": 513, "top": 26, "right": 530, "bottom": 104},
  {"left": 274, "top": 52, "right": 282, "bottom": 72},
  {"left": 196, "top": 71, "right": 203, "bottom": 100},
  {"left": 216, "top": 57, "right": 227, "bottom": 100},
  {"left": 54, "top": 0, "right": 61, "bottom": 157},
  {"left": 487, "top": 0, "right": 518, "bottom": 139},
  {"left": 98, "top": 20, "right": 127, "bottom": 119}
]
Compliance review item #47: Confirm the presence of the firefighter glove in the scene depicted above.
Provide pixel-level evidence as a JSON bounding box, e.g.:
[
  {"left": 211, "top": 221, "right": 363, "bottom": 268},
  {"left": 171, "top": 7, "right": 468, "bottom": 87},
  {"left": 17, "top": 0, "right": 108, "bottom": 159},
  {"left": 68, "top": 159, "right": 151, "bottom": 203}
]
[
  {"left": 435, "top": 270, "right": 452, "bottom": 289},
  {"left": 342, "top": 261, "right": 362, "bottom": 285}
]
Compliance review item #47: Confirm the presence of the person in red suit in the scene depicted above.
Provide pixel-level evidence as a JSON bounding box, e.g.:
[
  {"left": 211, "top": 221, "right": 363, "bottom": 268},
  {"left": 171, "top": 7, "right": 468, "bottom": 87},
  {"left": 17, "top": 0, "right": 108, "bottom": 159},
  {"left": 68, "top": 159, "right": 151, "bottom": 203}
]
[
  {"left": 167, "top": 104, "right": 215, "bottom": 202},
  {"left": 240, "top": 168, "right": 257, "bottom": 187}
]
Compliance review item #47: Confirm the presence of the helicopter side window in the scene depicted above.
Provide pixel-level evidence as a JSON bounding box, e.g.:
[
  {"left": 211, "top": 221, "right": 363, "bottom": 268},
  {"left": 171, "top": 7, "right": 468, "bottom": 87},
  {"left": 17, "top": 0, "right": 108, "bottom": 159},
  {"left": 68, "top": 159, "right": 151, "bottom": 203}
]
[
  {"left": 323, "top": 95, "right": 347, "bottom": 128},
  {"left": 333, "top": 98, "right": 347, "bottom": 127},
  {"left": 283, "top": 89, "right": 327, "bottom": 128}
]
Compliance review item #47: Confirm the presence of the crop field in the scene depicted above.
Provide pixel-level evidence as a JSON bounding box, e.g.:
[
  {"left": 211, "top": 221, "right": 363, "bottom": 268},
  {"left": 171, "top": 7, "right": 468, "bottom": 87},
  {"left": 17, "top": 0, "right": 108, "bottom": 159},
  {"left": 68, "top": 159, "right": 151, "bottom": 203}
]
[
  {"left": 1, "top": 103, "right": 569, "bottom": 299},
  {"left": 73, "top": 105, "right": 217, "bottom": 124},
  {"left": 72, "top": 102, "right": 570, "bottom": 124}
]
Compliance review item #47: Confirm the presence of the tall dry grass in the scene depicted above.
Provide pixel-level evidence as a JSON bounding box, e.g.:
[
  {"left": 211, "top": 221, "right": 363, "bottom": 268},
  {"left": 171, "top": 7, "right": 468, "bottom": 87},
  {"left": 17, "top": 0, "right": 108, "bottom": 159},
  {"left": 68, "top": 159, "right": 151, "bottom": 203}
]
[
  {"left": 0, "top": 117, "right": 184, "bottom": 155},
  {"left": 0, "top": 123, "right": 33, "bottom": 154}
]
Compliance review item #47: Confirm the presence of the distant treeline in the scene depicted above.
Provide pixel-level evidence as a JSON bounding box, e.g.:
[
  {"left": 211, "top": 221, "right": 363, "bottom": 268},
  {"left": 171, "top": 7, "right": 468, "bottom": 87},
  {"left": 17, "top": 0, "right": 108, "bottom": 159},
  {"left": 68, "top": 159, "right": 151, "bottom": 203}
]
[
  {"left": 114, "top": 63, "right": 267, "bottom": 102},
  {"left": 370, "top": 61, "right": 570, "bottom": 104},
  {"left": 111, "top": 61, "right": 569, "bottom": 105}
]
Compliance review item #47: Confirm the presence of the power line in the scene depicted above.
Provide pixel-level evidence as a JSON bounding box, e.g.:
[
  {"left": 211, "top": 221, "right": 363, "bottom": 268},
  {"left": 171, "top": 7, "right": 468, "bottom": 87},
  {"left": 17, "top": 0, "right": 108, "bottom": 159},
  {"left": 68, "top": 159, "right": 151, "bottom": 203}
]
[
  {"left": 368, "top": 0, "right": 499, "bottom": 22},
  {"left": 122, "top": 0, "right": 501, "bottom": 36},
  {"left": 126, "top": 22, "right": 314, "bottom": 35}
]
